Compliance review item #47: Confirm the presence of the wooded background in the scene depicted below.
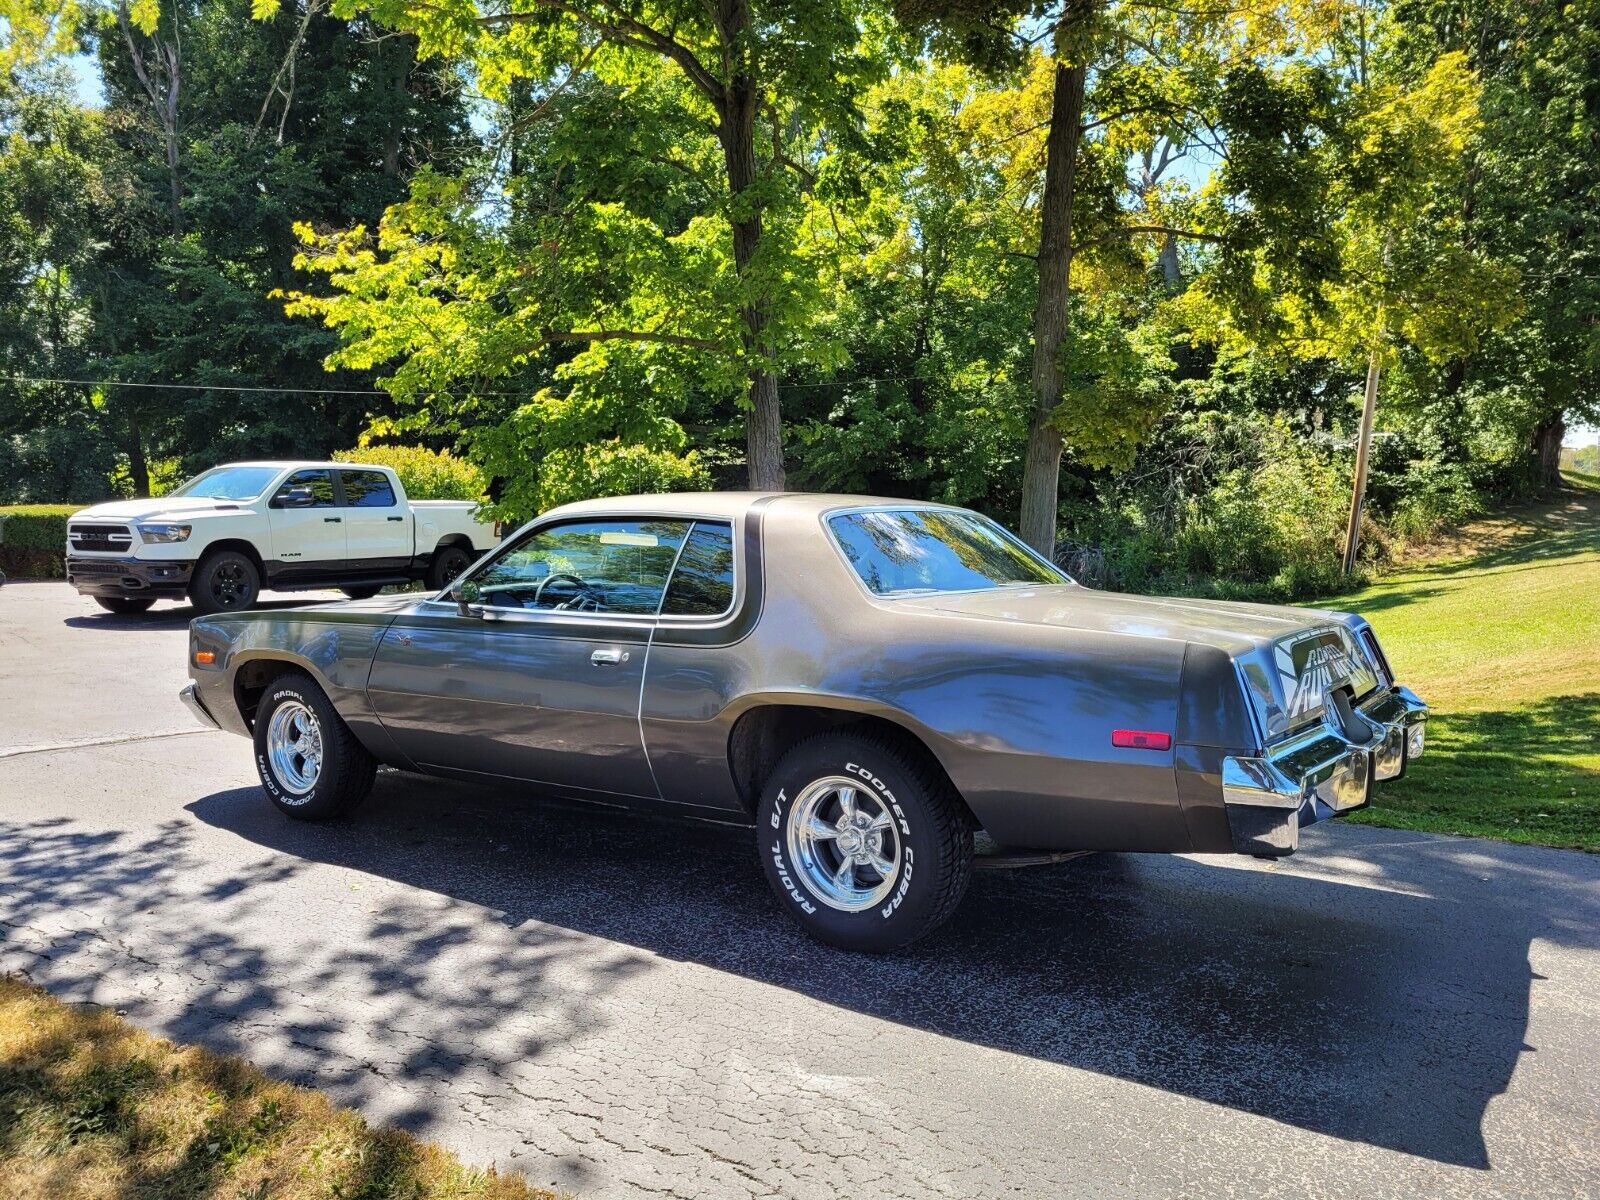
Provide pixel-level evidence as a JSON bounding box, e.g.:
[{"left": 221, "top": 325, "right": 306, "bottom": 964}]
[{"left": 2, "top": 0, "right": 1596, "bottom": 597}]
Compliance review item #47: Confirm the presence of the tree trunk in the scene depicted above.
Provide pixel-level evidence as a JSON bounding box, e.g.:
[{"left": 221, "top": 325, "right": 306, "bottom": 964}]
[
  {"left": 1532, "top": 412, "right": 1565, "bottom": 489},
  {"left": 714, "top": 0, "right": 785, "bottom": 491},
  {"left": 126, "top": 412, "right": 151, "bottom": 499},
  {"left": 1342, "top": 348, "right": 1381, "bottom": 574},
  {"left": 1018, "top": 57, "right": 1088, "bottom": 555}
]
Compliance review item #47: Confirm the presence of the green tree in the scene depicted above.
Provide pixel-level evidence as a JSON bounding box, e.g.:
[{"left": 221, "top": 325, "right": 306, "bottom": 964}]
[{"left": 276, "top": 0, "right": 896, "bottom": 490}]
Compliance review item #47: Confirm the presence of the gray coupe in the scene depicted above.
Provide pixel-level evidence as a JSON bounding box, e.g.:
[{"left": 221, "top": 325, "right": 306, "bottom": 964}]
[{"left": 181, "top": 492, "right": 1428, "bottom": 950}]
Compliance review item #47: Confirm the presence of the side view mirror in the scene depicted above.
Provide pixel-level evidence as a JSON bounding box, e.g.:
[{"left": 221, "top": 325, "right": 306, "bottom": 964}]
[
  {"left": 273, "top": 485, "right": 315, "bottom": 509},
  {"left": 452, "top": 578, "right": 482, "bottom": 617}
]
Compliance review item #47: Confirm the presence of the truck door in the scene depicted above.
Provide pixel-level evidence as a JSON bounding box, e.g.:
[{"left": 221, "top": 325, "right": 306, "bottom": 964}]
[
  {"left": 265, "top": 469, "right": 346, "bottom": 574},
  {"left": 338, "top": 469, "right": 413, "bottom": 575}
]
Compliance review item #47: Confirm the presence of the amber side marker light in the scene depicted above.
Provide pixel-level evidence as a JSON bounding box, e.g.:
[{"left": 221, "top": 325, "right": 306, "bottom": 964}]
[
  {"left": 1111, "top": 729, "right": 1172, "bottom": 751},
  {"left": 193, "top": 650, "right": 216, "bottom": 665}
]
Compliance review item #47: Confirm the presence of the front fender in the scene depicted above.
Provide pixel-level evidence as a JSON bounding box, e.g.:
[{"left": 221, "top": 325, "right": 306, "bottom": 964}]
[{"left": 188, "top": 609, "right": 404, "bottom": 764}]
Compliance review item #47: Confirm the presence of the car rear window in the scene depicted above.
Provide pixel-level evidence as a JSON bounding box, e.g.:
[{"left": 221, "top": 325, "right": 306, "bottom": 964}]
[
  {"left": 341, "top": 470, "right": 397, "bottom": 507},
  {"left": 662, "top": 522, "right": 735, "bottom": 616},
  {"left": 828, "top": 509, "right": 1067, "bottom": 596}
]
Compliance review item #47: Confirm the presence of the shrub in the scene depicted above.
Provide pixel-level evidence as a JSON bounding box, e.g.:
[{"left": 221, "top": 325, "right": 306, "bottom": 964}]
[
  {"left": 504, "top": 441, "right": 710, "bottom": 523},
  {"left": 333, "top": 446, "right": 486, "bottom": 502},
  {"left": 0, "top": 505, "right": 77, "bottom": 579}
]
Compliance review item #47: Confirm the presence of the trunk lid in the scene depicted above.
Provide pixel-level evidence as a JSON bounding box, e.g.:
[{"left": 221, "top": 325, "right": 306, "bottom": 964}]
[{"left": 895, "top": 584, "right": 1335, "bottom": 655}]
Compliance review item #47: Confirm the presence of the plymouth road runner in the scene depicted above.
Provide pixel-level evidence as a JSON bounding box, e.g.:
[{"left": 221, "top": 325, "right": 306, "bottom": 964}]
[{"left": 180, "top": 492, "right": 1428, "bottom": 950}]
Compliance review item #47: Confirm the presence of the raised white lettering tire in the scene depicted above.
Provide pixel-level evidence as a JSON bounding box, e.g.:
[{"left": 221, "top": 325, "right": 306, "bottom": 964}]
[
  {"left": 757, "top": 731, "right": 973, "bottom": 951},
  {"left": 253, "top": 672, "right": 376, "bottom": 821}
]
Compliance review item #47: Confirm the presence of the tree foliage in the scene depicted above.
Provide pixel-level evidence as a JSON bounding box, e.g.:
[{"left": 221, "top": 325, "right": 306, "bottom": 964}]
[{"left": 1, "top": 0, "right": 1589, "bottom": 595}]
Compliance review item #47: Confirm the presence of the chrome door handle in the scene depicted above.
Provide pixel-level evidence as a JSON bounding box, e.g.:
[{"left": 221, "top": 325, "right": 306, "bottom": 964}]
[{"left": 590, "top": 648, "right": 628, "bottom": 666}]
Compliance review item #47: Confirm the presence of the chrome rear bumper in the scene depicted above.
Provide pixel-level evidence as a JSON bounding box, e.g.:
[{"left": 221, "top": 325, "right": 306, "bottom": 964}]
[{"left": 1222, "top": 685, "right": 1428, "bottom": 857}]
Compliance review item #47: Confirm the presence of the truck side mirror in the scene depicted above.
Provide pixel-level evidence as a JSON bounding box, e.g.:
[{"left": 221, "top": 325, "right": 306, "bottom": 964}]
[
  {"left": 452, "top": 578, "right": 482, "bottom": 618},
  {"left": 272, "top": 485, "right": 314, "bottom": 509}
]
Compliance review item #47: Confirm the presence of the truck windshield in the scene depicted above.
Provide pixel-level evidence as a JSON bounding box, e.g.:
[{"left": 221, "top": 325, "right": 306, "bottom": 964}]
[
  {"left": 828, "top": 509, "right": 1070, "bottom": 596},
  {"left": 168, "top": 466, "right": 283, "bottom": 501}
]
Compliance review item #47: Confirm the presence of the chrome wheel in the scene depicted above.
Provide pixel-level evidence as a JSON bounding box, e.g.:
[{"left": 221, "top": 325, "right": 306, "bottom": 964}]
[
  {"left": 785, "top": 775, "right": 902, "bottom": 912},
  {"left": 266, "top": 700, "right": 323, "bottom": 797}
]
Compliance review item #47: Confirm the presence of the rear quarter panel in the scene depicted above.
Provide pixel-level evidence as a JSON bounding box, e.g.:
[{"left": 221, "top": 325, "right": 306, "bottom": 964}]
[{"left": 640, "top": 501, "right": 1193, "bottom": 851}]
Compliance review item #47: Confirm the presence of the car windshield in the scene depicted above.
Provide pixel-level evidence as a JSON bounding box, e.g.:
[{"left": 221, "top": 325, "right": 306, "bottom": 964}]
[
  {"left": 167, "top": 466, "right": 283, "bottom": 501},
  {"left": 828, "top": 509, "right": 1070, "bottom": 596}
]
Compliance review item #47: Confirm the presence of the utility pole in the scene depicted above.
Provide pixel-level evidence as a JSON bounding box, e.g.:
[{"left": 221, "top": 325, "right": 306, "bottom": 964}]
[{"left": 1342, "top": 346, "right": 1381, "bottom": 575}]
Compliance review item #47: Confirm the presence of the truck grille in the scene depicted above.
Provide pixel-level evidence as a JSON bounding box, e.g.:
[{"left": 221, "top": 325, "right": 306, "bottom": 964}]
[
  {"left": 69, "top": 560, "right": 134, "bottom": 577},
  {"left": 68, "top": 523, "right": 134, "bottom": 552}
]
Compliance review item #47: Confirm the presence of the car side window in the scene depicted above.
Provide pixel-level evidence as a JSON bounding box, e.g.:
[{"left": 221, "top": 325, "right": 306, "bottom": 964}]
[
  {"left": 661, "top": 522, "right": 735, "bottom": 616},
  {"left": 272, "top": 469, "right": 336, "bottom": 508},
  {"left": 340, "top": 470, "right": 397, "bottom": 508},
  {"left": 470, "top": 519, "right": 691, "bottom": 615}
]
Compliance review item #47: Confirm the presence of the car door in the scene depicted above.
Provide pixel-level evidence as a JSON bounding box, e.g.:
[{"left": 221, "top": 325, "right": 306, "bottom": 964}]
[
  {"left": 265, "top": 468, "right": 347, "bottom": 575},
  {"left": 366, "top": 516, "right": 693, "bottom": 799},
  {"left": 338, "top": 469, "right": 412, "bottom": 574}
]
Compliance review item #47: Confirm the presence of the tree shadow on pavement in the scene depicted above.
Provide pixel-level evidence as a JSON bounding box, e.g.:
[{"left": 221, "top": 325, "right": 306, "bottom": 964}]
[{"left": 5, "top": 774, "right": 1594, "bottom": 1177}]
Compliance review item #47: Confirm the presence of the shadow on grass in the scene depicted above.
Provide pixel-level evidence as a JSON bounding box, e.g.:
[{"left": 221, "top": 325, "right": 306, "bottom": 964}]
[{"left": 1364, "top": 693, "right": 1600, "bottom": 850}]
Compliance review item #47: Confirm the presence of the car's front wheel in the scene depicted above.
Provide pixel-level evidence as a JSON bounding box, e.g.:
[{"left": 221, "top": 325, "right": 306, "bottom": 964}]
[
  {"left": 189, "top": 549, "right": 261, "bottom": 615},
  {"left": 757, "top": 731, "right": 973, "bottom": 952},
  {"left": 94, "top": 596, "right": 155, "bottom": 615},
  {"left": 253, "top": 672, "right": 376, "bottom": 820}
]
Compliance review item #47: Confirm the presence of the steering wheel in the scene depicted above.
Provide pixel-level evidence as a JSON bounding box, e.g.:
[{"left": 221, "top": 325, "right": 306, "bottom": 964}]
[{"left": 532, "top": 572, "right": 599, "bottom": 610}]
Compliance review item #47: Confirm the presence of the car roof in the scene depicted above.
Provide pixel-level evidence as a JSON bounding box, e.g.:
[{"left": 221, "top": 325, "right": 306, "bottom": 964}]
[
  {"left": 541, "top": 492, "right": 962, "bottom": 522},
  {"left": 219, "top": 460, "right": 382, "bottom": 471}
]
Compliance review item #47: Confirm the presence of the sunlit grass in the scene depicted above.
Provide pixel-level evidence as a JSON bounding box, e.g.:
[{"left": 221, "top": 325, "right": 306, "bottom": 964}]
[
  {"left": 0, "top": 976, "right": 556, "bottom": 1200},
  {"left": 1313, "top": 476, "right": 1600, "bottom": 850}
]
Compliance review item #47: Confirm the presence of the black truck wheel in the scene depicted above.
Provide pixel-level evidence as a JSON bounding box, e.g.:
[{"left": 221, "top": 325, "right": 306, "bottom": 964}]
[
  {"left": 189, "top": 549, "right": 261, "bottom": 614},
  {"left": 426, "top": 543, "right": 474, "bottom": 590},
  {"left": 253, "top": 672, "right": 376, "bottom": 820},
  {"left": 94, "top": 596, "right": 155, "bottom": 614},
  {"left": 757, "top": 731, "right": 973, "bottom": 952}
]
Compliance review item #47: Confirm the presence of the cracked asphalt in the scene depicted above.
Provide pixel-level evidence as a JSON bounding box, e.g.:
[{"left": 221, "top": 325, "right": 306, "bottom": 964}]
[{"left": 3, "top": 580, "right": 1598, "bottom": 1199}]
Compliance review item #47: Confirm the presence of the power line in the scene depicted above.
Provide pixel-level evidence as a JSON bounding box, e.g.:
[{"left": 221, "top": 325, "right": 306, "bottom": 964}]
[{"left": 2, "top": 371, "right": 954, "bottom": 398}]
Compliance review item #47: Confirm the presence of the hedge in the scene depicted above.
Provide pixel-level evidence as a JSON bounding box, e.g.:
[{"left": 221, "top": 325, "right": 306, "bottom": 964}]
[{"left": 0, "top": 505, "right": 77, "bottom": 579}]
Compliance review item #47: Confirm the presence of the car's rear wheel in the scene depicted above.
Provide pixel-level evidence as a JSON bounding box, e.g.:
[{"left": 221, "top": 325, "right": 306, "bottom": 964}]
[
  {"left": 253, "top": 672, "right": 376, "bottom": 820},
  {"left": 340, "top": 585, "right": 382, "bottom": 600},
  {"left": 189, "top": 550, "right": 261, "bottom": 615},
  {"left": 757, "top": 731, "right": 973, "bottom": 952},
  {"left": 425, "top": 543, "right": 474, "bottom": 591},
  {"left": 94, "top": 596, "right": 155, "bottom": 614}
]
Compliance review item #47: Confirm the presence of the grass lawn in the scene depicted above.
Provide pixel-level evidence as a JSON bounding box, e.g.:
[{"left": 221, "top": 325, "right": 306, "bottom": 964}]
[
  {"left": 1314, "top": 474, "right": 1600, "bottom": 851},
  {"left": 0, "top": 976, "right": 555, "bottom": 1200}
]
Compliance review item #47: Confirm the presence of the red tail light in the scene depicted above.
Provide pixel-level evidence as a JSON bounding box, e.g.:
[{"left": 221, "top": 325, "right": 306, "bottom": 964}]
[{"left": 1112, "top": 729, "right": 1172, "bottom": 751}]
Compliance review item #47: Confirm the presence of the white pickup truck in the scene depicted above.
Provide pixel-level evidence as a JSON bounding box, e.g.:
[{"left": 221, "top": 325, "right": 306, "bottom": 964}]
[{"left": 65, "top": 460, "right": 497, "bottom": 615}]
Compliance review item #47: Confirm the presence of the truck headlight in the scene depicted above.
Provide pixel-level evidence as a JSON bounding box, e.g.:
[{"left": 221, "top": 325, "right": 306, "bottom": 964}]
[{"left": 137, "top": 523, "right": 192, "bottom": 543}]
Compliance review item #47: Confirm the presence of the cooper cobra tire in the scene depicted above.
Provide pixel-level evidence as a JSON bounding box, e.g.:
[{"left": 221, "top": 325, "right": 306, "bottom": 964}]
[
  {"left": 757, "top": 731, "right": 973, "bottom": 952},
  {"left": 253, "top": 672, "right": 376, "bottom": 821},
  {"left": 188, "top": 549, "right": 261, "bottom": 615},
  {"left": 426, "top": 544, "right": 474, "bottom": 590},
  {"left": 94, "top": 596, "right": 155, "bottom": 614},
  {"left": 340, "top": 585, "right": 382, "bottom": 600}
]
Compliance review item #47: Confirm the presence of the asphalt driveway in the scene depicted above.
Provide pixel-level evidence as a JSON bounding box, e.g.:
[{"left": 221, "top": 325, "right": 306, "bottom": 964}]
[{"left": 2, "top": 580, "right": 1597, "bottom": 1198}]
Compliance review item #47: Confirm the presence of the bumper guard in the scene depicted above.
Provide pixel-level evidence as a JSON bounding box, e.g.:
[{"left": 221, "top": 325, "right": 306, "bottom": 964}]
[{"left": 1222, "top": 685, "right": 1427, "bottom": 857}]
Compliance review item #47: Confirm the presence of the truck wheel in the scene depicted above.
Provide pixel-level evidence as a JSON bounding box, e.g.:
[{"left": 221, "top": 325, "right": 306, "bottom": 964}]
[
  {"left": 340, "top": 585, "right": 382, "bottom": 600},
  {"left": 757, "top": 731, "right": 973, "bottom": 952},
  {"left": 188, "top": 550, "right": 261, "bottom": 614},
  {"left": 253, "top": 672, "right": 376, "bottom": 821},
  {"left": 426, "top": 544, "right": 473, "bottom": 590},
  {"left": 94, "top": 596, "right": 155, "bottom": 615}
]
